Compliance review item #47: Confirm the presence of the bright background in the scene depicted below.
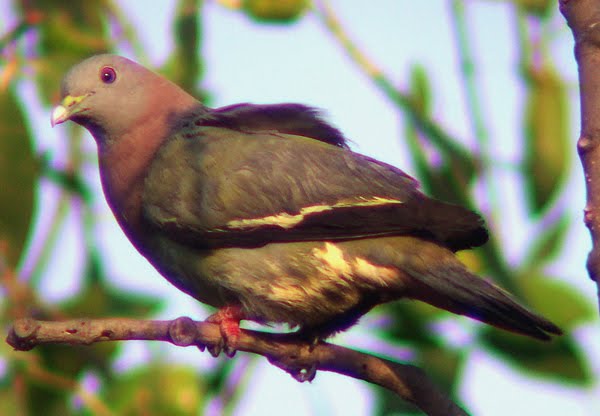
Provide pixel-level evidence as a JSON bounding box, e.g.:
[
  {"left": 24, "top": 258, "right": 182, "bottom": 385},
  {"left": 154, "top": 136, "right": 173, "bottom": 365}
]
[{"left": 2, "top": 1, "right": 599, "bottom": 415}]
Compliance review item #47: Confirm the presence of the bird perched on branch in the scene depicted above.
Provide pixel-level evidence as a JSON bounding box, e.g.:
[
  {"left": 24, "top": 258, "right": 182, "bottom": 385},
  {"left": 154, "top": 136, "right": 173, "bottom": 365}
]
[{"left": 51, "top": 55, "right": 561, "bottom": 356}]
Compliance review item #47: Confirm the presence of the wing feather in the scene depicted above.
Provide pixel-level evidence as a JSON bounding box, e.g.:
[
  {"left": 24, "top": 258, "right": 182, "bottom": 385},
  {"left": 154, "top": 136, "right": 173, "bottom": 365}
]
[{"left": 142, "top": 125, "right": 487, "bottom": 251}]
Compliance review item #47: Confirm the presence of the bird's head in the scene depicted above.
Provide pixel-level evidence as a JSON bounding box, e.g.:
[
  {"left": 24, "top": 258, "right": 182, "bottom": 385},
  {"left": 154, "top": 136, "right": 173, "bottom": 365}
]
[{"left": 51, "top": 54, "right": 195, "bottom": 144}]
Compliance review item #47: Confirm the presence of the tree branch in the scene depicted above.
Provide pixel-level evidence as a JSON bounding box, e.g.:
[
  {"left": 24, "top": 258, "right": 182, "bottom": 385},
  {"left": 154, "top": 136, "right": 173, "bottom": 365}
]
[
  {"left": 560, "top": 0, "right": 600, "bottom": 311},
  {"left": 6, "top": 317, "right": 468, "bottom": 416}
]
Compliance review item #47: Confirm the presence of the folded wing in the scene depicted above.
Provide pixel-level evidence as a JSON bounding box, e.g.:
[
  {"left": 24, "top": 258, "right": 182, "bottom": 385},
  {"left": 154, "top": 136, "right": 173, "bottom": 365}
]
[{"left": 142, "top": 119, "right": 487, "bottom": 251}]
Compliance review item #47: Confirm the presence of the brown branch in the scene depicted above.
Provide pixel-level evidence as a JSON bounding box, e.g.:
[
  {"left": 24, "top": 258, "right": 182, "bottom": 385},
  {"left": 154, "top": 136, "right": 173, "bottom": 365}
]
[
  {"left": 6, "top": 317, "right": 468, "bottom": 416},
  {"left": 560, "top": 0, "right": 600, "bottom": 310}
]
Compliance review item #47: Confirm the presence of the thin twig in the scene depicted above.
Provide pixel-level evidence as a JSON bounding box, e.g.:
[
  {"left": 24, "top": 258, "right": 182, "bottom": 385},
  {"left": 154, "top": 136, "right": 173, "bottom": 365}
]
[{"left": 6, "top": 317, "right": 468, "bottom": 416}]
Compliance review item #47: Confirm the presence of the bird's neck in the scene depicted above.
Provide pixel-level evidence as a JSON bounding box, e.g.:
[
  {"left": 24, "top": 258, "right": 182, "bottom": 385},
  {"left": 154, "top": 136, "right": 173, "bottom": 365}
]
[{"left": 97, "top": 99, "right": 198, "bottom": 251}]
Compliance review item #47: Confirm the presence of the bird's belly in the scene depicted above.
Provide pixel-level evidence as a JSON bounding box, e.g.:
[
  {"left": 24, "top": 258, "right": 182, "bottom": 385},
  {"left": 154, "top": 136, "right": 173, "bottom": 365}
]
[
  {"left": 143, "top": 236, "right": 228, "bottom": 309},
  {"left": 145, "top": 236, "right": 409, "bottom": 328}
]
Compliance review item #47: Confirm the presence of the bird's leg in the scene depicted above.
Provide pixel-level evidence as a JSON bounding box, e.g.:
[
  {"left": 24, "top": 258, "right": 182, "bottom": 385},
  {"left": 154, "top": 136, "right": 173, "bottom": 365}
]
[{"left": 205, "top": 305, "right": 244, "bottom": 358}]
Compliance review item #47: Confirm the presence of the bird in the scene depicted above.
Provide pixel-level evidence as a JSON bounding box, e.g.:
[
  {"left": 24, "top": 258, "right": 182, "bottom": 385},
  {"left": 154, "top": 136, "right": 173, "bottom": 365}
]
[{"left": 51, "top": 54, "right": 562, "bottom": 355}]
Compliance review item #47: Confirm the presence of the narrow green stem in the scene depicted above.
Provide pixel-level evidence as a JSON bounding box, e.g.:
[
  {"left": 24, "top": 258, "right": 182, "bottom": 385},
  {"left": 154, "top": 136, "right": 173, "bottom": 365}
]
[
  {"left": 448, "top": 1, "right": 516, "bottom": 292},
  {"left": 450, "top": 0, "right": 489, "bottom": 152},
  {"left": 449, "top": 0, "right": 500, "bottom": 215}
]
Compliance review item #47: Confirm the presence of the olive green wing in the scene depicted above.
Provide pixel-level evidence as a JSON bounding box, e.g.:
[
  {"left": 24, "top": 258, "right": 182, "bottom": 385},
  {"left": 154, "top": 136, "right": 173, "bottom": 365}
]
[{"left": 142, "top": 126, "right": 487, "bottom": 251}]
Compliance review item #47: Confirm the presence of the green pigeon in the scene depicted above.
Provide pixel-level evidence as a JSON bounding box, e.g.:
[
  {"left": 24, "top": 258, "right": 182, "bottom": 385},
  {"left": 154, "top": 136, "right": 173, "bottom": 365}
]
[{"left": 51, "top": 54, "right": 561, "bottom": 354}]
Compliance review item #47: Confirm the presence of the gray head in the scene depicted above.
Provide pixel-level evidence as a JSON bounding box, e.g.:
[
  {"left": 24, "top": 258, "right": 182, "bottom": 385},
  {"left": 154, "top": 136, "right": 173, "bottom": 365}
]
[{"left": 51, "top": 54, "right": 191, "bottom": 143}]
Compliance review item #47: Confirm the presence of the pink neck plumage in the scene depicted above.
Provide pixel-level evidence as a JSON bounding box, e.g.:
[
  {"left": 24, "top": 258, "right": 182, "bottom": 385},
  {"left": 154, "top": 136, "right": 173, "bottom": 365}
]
[{"left": 96, "top": 86, "right": 198, "bottom": 248}]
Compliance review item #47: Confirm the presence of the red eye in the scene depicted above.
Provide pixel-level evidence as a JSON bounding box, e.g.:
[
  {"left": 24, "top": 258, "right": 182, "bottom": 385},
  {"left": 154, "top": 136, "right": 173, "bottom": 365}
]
[{"left": 100, "top": 66, "right": 116, "bottom": 84}]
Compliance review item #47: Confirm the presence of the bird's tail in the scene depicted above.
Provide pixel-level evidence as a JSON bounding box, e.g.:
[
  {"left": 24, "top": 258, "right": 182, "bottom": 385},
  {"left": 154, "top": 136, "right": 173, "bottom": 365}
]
[{"left": 404, "top": 258, "right": 562, "bottom": 341}]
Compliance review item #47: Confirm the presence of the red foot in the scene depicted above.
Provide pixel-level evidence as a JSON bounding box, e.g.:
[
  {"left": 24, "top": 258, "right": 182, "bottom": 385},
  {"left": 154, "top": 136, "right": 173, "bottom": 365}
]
[{"left": 206, "top": 305, "right": 244, "bottom": 355}]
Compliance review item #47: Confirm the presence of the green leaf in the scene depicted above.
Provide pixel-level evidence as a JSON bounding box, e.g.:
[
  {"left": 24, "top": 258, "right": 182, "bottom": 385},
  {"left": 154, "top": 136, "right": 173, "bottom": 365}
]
[
  {"left": 418, "top": 346, "right": 465, "bottom": 394},
  {"left": 37, "top": 343, "right": 114, "bottom": 380},
  {"left": 513, "top": 0, "right": 554, "bottom": 17},
  {"left": 26, "top": 381, "right": 72, "bottom": 416},
  {"left": 103, "top": 364, "right": 205, "bottom": 416},
  {"left": 405, "top": 65, "right": 477, "bottom": 205},
  {"left": 374, "top": 346, "right": 470, "bottom": 415},
  {"left": 0, "top": 87, "right": 38, "bottom": 268},
  {"left": 0, "top": 380, "right": 24, "bottom": 416},
  {"left": 162, "top": 0, "right": 207, "bottom": 101},
  {"left": 405, "top": 66, "right": 436, "bottom": 192},
  {"left": 409, "top": 65, "right": 431, "bottom": 115},
  {"left": 383, "top": 302, "right": 446, "bottom": 346},
  {"left": 205, "top": 359, "right": 237, "bottom": 394},
  {"left": 242, "top": 0, "right": 309, "bottom": 24},
  {"left": 523, "top": 65, "right": 570, "bottom": 215},
  {"left": 427, "top": 159, "right": 477, "bottom": 206},
  {"left": 21, "top": 0, "right": 112, "bottom": 104},
  {"left": 481, "top": 328, "right": 591, "bottom": 385},
  {"left": 375, "top": 386, "right": 421, "bottom": 416},
  {"left": 378, "top": 305, "right": 467, "bottom": 412},
  {"left": 517, "top": 274, "right": 594, "bottom": 329},
  {"left": 522, "top": 214, "right": 570, "bottom": 270}
]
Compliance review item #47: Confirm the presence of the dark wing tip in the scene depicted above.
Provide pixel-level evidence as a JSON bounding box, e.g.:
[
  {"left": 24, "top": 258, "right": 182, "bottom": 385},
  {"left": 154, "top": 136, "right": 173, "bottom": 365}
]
[
  {"left": 522, "top": 319, "right": 562, "bottom": 341},
  {"left": 540, "top": 320, "right": 563, "bottom": 337},
  {"left": 414, "top": 198, "right": 489, "bottom": 251},
  {"left": 515, "top": 316, "right": 563, "bottom": 341}
]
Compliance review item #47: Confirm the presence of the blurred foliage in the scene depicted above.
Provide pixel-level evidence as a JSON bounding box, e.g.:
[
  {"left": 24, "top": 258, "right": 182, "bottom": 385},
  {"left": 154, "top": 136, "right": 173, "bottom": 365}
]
[
  {"left": 0, "top": 0, "right": 595, "bottom": 415},
  {"left": 481, "top": 329, "right": 590, "bottom": 383},
  {"left": 161, "top": 0, "right": 206, "bottom": 100},
  {"left": 523, "top": 65, "right": 570, "bottom": 215},
  {"left": 19, "top": 0, "right": 111, "bottom": 104},
  {"left": 0, "top": 87, "right": 38, "bottom": 268},
  {"left": 242, "top": 0, "right": 309, "bottom": 23},
  {"left": 484, "top": 0, "right": 554, "bottom": 18},
  {"left": 102, "top": 364, "right": 206, "bottom": 416},
  {"left": 513, "top": 0, "right": 554, "bottom": 17}
]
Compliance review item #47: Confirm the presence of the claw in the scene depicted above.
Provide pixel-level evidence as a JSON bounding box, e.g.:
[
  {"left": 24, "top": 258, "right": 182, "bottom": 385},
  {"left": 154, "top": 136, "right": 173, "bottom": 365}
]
[
  {"left": 205, "top": 305, "right": 244, "bottom": 357},
  {"left": 223, "top": 344, "right": 237, "bottom": 358},
  {"left": 205, "top": 340, "right": 236, "bottom": 358},
  {"left": 207, "top": 342, "right": 223, "bottom": 358}
]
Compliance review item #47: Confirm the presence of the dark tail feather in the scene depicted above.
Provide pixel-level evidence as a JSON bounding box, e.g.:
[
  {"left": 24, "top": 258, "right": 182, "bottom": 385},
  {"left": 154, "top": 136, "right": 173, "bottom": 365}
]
[{"left": 407, "top": 265, "right": 562, "bottom": 341}]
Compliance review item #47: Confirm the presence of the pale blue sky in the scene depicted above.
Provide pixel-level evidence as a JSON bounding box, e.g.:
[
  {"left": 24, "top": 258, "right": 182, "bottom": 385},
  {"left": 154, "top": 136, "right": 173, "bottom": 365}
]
[{"left": 3, "top": 0, "right": 599, "bottom": 415}]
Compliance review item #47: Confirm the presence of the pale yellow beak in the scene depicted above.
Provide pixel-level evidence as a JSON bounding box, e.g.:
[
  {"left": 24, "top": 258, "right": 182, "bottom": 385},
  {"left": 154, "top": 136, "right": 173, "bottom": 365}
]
[
  {"left": 50, "top": 94, "right": 90, "bottom": 127},
  {"left": 50, "top": 105, "right": 68, "bottom": 127}
]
